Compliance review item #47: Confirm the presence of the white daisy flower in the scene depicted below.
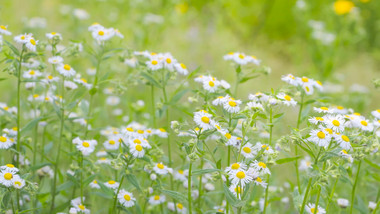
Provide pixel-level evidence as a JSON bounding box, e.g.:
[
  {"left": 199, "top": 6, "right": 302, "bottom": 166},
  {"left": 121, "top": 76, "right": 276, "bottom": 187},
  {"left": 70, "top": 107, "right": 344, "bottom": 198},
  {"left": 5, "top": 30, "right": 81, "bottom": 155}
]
[
  {"left": 57, "top": 64, "right": 76, "bottom": 77},
  {"left": 324, "top": 115, "right": 345, "bottom": 132},
  {"left": 153, "top": 162, "right": 172, "bottom": 175},
  {"left": 154, "top": 128, "right": 168, "bottom": 138},
  {"left": 48, "top": 56, "right": 64, "bottom": 64},
  {"left": 225, "top": 162, "right": 247, "bottom": 175},
  {"left": 305, "top": 203, "right": 326, "bottom": 214},
  {"left": 168, "top": 202, "right": 187, "bottom": 214},
  {"left": 64, "top": 80, "right": 78, "bottom": 90},
  {"left": 299, "top": 156, "right": 313, "bottom": 171},
  {"left": 88, "top": 22, "right": 103, "bottom": 32},
  {"left": 72, "top": 137, "right": 97, "bottom": 156},
  {"left": 251, "top": 161, "right": 271, "bottom": 175},
  {"left": 307, "top": 129, "right": 332, "bottom": 147},
  {"left": 222, "top": 132, "right": 242, "bottom": 147},
  {"left": 129, "top": 144, "right": 145, "bottom": 158},
  {"left": 247, "top": 101, "right": 264, "bottom": 110},
  {"left": 0, "top": 135, "right": 15, "bottom": 149},
  {"left": 313, "top": 106, "right": 333, "bottom": 114},
  {"left": 174, "top": 169, "right": 188, "bottom": 181},
  {"left": 202, "top": 77, "right": 220, "bottom": 93},
  {"left": 212, "top": 96, "right": 228, "bottom": 106},
  {"left": 0, "top": 25, "right": 12, "bottom": 35},
  {"left": 281, "top": 74, "right": 297, "bottom": 86},
  {"left": 331, "top": 106, "right": 348, "bottom": 114},
  {"left": 46, "top": 32, "right": 62, "bottom": 40},
  {"left": 124, "top": 57, "right": 138, "bottom": 68},
  {"left": 371, "top": 109, "right": 380, "bottom": 119},
  {"left": 248, "top": 92, "right": 269, "bottom": 103},
  {"left": 104, "top": 180, "right": 120, "bottom": 189},
  {"left": 103, "top": 138, "right": 120, "bottom": 150},
  {"left": 146, "top": 57, "right": 163, "bottom": 70},
  {"left": 223, "top": 98, "right": 241, "bottom": 113},
  {"left": 334, "top": 134, "right": 352, "bottom": 150},
  {"left": 2, "top": 127, "right": 18, "bottom": 137},
  {"left": 74, "top": 78, "right": 92, "bottom": 89},
  {"left": 337, "top": 198, "right": 349, "bottom": 208},
  {"left": 0, "top": 168, "right": 17, "bottom": 187},
  {"left": 14, "top": 33, "right": 31, "bottom": 44},
  {"left": 355, "top": 119, "right": 373, "bottom": 132},
  {"left": 276, "top": 93, "right": 297, "bottom": 106},
  {"left": 308, "top": 116, "right": 325, "bottom": 125},
  {"left": 89, "top": 180, "right": 100, "bottom": 189},
  {"left": 92, "top": 27, "right": 115, "bottom": 41},
  {"left": 193, "top": 110, "right": 215, "bottom": 130},
  {"left": 174, "top": 63, "right": 188, "bottom": 75},
  {"left": 25, "top": 37, "right": 38, "bottom": 52},
  {"left": 220, "top": 80, "right": 231, "bottom": 89},
  {"left": 12, "top": 175, "right": 25, "bottom": 189},
  {"left": 253, "top": 143, "right": 274, "bottom": 155},
  {"left": 223, "top": 52, "right": 235, "bottom": 60},
  {"left": 303, "top": 84, "right": 314, "bottom": 95},
  {"left": 241, "top": 143, "right": 256, "bottom": 159},
  {"left": 228, "top": 184, "right": 243, "bottom": 199},
  {"left": 70, "top": 197, "right": 90, "bottom": 214},
  {"left": 118, "top": 189, "right": 136, "bottom": 207},
  {"left": 231, "top": 52, "right": 251, "bottom": 65},
  {"left": 230, "top": 169, "right": 253, "bottom": 187},
  {"left": 254, "top": 176, "right": 268, "bottom": 188},
  {"left": 23, "top": 69, "right": 42, "bottom": 79},
  {"left": 148, "top": 195, "right": 166, "bottom": 205}
]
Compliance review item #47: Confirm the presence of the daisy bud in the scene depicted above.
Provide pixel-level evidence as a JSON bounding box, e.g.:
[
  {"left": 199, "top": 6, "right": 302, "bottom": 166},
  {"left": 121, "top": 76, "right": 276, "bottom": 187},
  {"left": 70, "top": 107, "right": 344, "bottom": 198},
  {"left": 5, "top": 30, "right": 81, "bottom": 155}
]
[
  {"left": 337, "top": 198, "right": 349, "bottom": 208},
  {"left": 188, "top": 153, "right": 198, "bottom": 162},
  {"left": 150, "top": 173, "right": 157, "bottom": 180}
]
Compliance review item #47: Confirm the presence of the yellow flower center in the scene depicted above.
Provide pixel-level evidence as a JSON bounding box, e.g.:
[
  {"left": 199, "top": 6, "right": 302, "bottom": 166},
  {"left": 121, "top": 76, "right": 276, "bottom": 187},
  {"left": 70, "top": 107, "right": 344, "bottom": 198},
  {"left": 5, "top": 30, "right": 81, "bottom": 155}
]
[
  {"left": 310, "top": 208, "right": 318, "bottom": 213},
  {"left": 154, "top": 195, "right": 160, "bottom": 200},
  {"left": 123, "top": 194, "right": 131, "bottom": 201},
  {"left": 177, "top": 203, "right": 183, "bottom": 209},
  {"left": 159, "top": 128, "right": 166, "bottom": 132},
  {"left": 126, "top": 127, "right": 134, "bottom": 132},
  {"left": 317, "top": 131, "right": 325, "bottom": 139},
  {"left": 301, "top": 77, "right": 309, "bottom": 82},
  {"left": 63, "top": 64, "right": 71, "bottom": 70},
  {"left": 48, "top": 75, "right": 53, "bottom": 79},
  {"left": 225, "top": 133, "right": 231, "bottom": 139},
  {"left": 166, "top": 58, "right": 172, "bottom": 64},
  {"left": 360, "top": 120, "right": 368, "bottom": 126},
  {"left": 332, "top": 120, "right": 340, "bottom": 126},
  {"left": 78, "top": 205, "right": 85, "bottom": 210},
  {"left": 80, "top": 78, "right": 87, "bottom": 83},
  {"left": 30, "top": 39, "right": 36, "bottom": 45},
  {"left": 236, "top": 171, "right": 245, "bottom": 179},
  {"left": 284, "top": 95, "right": 291, "bottom": 101},
  {"left": 231, "top": 163, "right": 240, "bottom": 170},
  {"left": 109, "top": 140, "right": 116, "bottom": 145},
  {"left": 157, "top": 163, "right": 165, "bottom": 169},
  {"left": 133, "top": 139, "right": 141, "bottom": 144},
  {"left": 325, "top": 128, "right": 333, "bottom": 134},
  {"left": 256, "top": 177, "right": 262, "bottom": 182},
  {"left": 238, "top": 54, "right": 245, "bottom": 59},
  {"left": 135, "top": 145, "right": 143, "bottom": 151},
  {"left": 29, "top": 70, "right": 35, "bottom": 75},
  {"left": 0, "top": 25, "right": 7, "bottom": 30},
  {"left": 51, "top": 32, "right": 57, "bottom": 35},
  {"left": 82, "top": 142, "right": 90, "bottom": 148},
  {"left": 98, "top": 30, "right": 104, "bottom": 36},
  {"left": 258, "top": 162, "right": 267, "bottom": 168},
  {"left": 201, "top": 116, "right": 210, "bottom": 124},
  {"left": 342, "top": 150, "right": 348, "bottom": 154},
  {"left": 12, "top": 127, "right": 18, "bottom": 131},
  {"left": 316, "top": 117, "right": 324, "bottom": 121},
  {"left": 178, "top": 170, "right": 184, "bottom": 174},
  {"left": 93, "top": 180, "right": 98, "bottom": 184},
  {"left": 320, "top": 107, "right": 329, "bottom": 111},
  {"left": 14, "top": 181, "right": 22, "bottom": 186},
  {"left": 243, "top": 147, "right": 251, "bottom": 153},
  {"left": 6, "top": 164, "right": 14, "bottom": 168},
  {"left": 305, "top": 86, "right": 310, "bottom": 92},
  {"left": 341, "top": 135, "right": 349, "bottom": 142},
  {"left": 108, "top": 180, "right": 116, "bottom": 184},
  {"left": 20, "top": 35, "right": 25, "bottom": 40},
  {"left": 334, "top": 0, "right": 354, "bottom": 15},
  {"left": 0, "top": 136, "right": 7, "bottom": 142},
  {"left": 4, "top": 173, "right": 13, "bottom": 180},
  {"left": 228, "top": 101, "right": 237, "bottom": 107},
  {"left": 137, "top": 130, "right": 144, "bottom": 134},
  {"left": 337, "top": 106, "right": 344, "bottom": 110},
  {"left": 151, "top": 60, "right": 158, "bottom": 65},
  {"left": 180, "top": 63, "right": 186, "bottom": 69},
  {"left": 208, "top": 81, "right": 215, "bottom": 87}
]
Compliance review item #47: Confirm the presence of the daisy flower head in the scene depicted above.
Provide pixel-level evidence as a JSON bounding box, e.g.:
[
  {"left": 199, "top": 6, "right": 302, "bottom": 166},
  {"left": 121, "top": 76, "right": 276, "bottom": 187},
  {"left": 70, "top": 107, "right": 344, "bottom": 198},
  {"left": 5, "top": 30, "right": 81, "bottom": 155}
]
[
  {"left": 225, "top": 162, "right": 247, "bottom": 175},
  {"left": 324, "top": 115, "right": 345, "bottom": 132},
  {"left": 276, "top": 93, "right": 297, "bottom": 106},
  {"left": 154, "top": 128, "right": 168, "bottom": 138},
  {"left": 0, "top": 168, "right": 17, "bottom": 187},
  {"left": 212, "top": 95, "right": 229, "bottom": 106},
  {"left": 248, "top": 92, "right": 269, "bottom": 103},
  {"left": 14, "top": 33, "right": 31, "bottom": 44},
  {"left": 0, "top": 25, "right": 11, "bottom": 35},
  {"left": 223, "top": 52, "right": 235, "bottom": 60},
  {"left": 253, "top": 175, "right": 268, "bottom": 188},
  {"left": 1, "top": 164, "right": 19, "bottom": 174},
  {"left": 281, "top": 74, "right": 297, "bottom": 86},
  {"left": 331, "top": 105, "right": 347, "bottom": 114},
  {"left": 23, "top": 69, "right": 42, "bottom": 79},
  {"left": 148, "top": 195, "right": 166, "bottom": 205},
  {"left": 162, "top": 53, "right": 177, "bottom": 71},
  {"left": 223, "top": 97, "right": 242, "bottom": 113},
  {"left": 72, "top": 137, "right": 97, "bottom": 156},
  {"left": 307, "top": 129, "right": 332, "bottom": 147},
  {"left": 226, "top": 52, "right": 251, "bottom": 65},
  {"left": 241, "top": 143, "right": 256, "bottom": 159},
  {"left": 371, "top": 109, "right": 380, "bottom": 119},
  {"left": 0, "top": 134, "right": 16, "bottom": 149},
  {"left": 174, "top": 169, "right": 188, "bottom": 181},
  {"left": 48, "top": 56, "right": 64, "bottom": 64},
  {"left": 104, "top": 180, "right": 120, "bottom": 189},
  {"left": 12, "top": 175, "right": 25, "bottom": 189},
  {"left": 230, "top": 169, "right": 253, "bottom": 187},
  {"left": 57, "top": 64, "right": 76, "bottom": 77},
  {"left": 251, "top": 160, "right": 271, "bottom": 175},
  {"left": 46, "top": 32, "right": 62, "bottom": 40},
  {"left": 174, "top": 63, "right": 188, "bottom": 75},
  {"left": 129, "top": 144, "right": 145, "bottom": 158},
  {"left": 146, "top": 57, "right": 163, "bottom": 70},
  {"left": 74, "top": 78, "right": 92, "bottom": 89},
  {"left": 103, "top": 138, "right": 120, "bottom": 150},
  {"left": 222, "top": 132, "right": 242, "bottom": 147},
  {"left": 113, "top": 29, "right": 124, "bottom": 38},
  {"left": 229, "top": 184, "right": 244, "bottom": 199},
  {"left": 302, "top": 84, "right": 314, "bottom": 95},
  {"left": 253, "top": 142, "right": 274, "bottom": 155},
  {"left": 153, "top": 162, "right": 172, "bottom": 175},
  {"left": 168, "top": 202, "right": 187, "bottom": 214},
  {"left": 334, "top": 134, "right": 352, "bottom": 150},
  {"left": 118, "top": 189, "right": 136, "bottom": 208},
  {"left": 193, "top": 110, "right": 215, "bottom": 131},
  {"left": 308, "top": 116, "right": 325, "bottom": 125},
  {"left": 305, "top": 203, "right": 326, "bottom": 214},
  {"left": 355, "top": 119, "right": 374, "bottom": 132},
  {"left": 202, "top": 76, "right": 220, "bottom": 93},
  {"left": 299, "top": 156, "right": 313, "bottom": 170},
  {"left": 90, "top": 180, "right": 100, "bottom": 189},
  {"left": 314, "top": 106, "right": 333, "bottom": 114},
  {"left": 70, "top": 197, "right": 90, "bottom": 214},
  {"left": 337, "top": 198, "right": 349, "bottom": 208},
  {"left": 25, "top": 36, "right": 38, "bottom": 52},
  {"left": 92, "top": 27, "right": 115, "bottom": 42},
  {"left": 88, "top": 22, "right": 103, "bottom": 32}
]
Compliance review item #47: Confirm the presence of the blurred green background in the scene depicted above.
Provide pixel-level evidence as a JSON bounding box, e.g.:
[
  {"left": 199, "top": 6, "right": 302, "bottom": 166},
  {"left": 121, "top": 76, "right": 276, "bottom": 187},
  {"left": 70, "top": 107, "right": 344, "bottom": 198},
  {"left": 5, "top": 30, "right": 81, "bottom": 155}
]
[{"left": 0, "top": 0, "right": 379, "bottom": 110}]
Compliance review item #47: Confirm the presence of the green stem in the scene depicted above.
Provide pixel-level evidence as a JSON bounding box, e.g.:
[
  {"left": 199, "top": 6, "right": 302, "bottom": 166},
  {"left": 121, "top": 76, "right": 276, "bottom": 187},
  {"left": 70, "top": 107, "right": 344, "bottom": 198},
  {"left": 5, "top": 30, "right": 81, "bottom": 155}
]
[
  {"left": 300, "top": 177, "right": 313, "bottom": 214},
  {"left": 112, "top": 174, "right": 125, "bottom": 213},
  {"left": 263, "top": 174, "right": 270, "bottom": 214},
  {"left": 295, "top": 92, "right": 305, "bottom": 195},
  {"left": 16, "top": 47, "right": 25, "bottom": 168},
  {"left": 197, "top": 158, "right": 204, "bottom": 208},
  {"left": 268, "top": 107, "right": 273, "bottom": 146},
  {"left": 350, "top": 160, "right": 362, "bottom": 214},
  {"left": 314, "top": 186, "right": 321, "bottom": 214},
  {"left": 80, "top": 154, "right": 84, "bottom": 204},
  {"left": 50, "top": 76, "right": 65, "bottom": 212},
  {"left": 151, "top": 84, "right": 156, "bottom": 127},
  {"left": 326, "top": 176, "right": 339, "bottom": 213},
  {"left": 188, "top": 162, "right": 193, "bottom": 214}
]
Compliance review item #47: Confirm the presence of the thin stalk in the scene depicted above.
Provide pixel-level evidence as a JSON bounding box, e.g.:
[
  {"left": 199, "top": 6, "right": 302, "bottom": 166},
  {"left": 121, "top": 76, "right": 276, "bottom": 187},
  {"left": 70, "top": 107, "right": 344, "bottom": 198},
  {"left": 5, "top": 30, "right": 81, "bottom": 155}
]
[
  {"left": 197, "top": 158, "right": 204, "bottom": 208},
  {"left": 263, "top": 106, "right": 273, "bottom": 214},
  {"left": 151, "top": 84, "right": 156, "bottom": 127},
  {"left": 326, "top": 176, "right": 339, "bottom": 212},
  {"left": 10, "top": 192, "right": 16, "bottom": 214},
  {"left": 314, "top": 186, "right": 322, "bottom": 214},
  {"left": 188, "top": 162, "right": 193, "bottom": 214},
  {"left": 300, "top": 177, "right": 313, "bottom": 214},
  {"left": 112, "top": 174, "right": 125, "bottom": 213},
  {"left": 295, "top": 92, "right": 305, "bottom": 194},
  {"left": 263, "top": 174, "right": 270, "bottom": 214},
  {"left": 50, "top": 76, "right": 65, "bottom": 212},
  {"left": 16, "top": 47, "right": 25, "bottom": 168},
  {"left": 350, "top": 160, "right": 362, "bottom": 214},
  {"left": 80, "top": 154, "right": 84, "bottom": 204}
]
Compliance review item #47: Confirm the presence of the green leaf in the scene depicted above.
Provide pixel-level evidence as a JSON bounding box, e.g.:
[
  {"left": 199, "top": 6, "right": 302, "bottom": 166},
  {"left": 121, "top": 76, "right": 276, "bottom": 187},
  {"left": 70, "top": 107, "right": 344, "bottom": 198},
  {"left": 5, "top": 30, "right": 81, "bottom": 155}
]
[
  {"left": 239, "top": 74, "right": 260, "bottom": 83},
  {"left": 223, "top": 183, "right": 239, "bottom": 207},
  {"left": 170, "top": 89, "right": 189, "bottom": 105},
  {"left": 126, "top": 174, "right": 141, "bottom": 191},
  {"left": 364, "top": 158, "right": 380, "bottom": 170},
  {"left": 141, "top": 72, "right": 161, "bottom": 88},
  {"left": 5, "top": 40, "right": 20, "bottom": 56},
  {"left": 276, "top": 156, "right": 302, "bottom": 164},
  {"left": 161, "top": 189, "right": 187, "bottom": 202},
  {"left": 20, "top": 117, "right": 44, "bottom": 135},
  {"left": 192, "top": 168, "right": 220, "bottom": 175}
]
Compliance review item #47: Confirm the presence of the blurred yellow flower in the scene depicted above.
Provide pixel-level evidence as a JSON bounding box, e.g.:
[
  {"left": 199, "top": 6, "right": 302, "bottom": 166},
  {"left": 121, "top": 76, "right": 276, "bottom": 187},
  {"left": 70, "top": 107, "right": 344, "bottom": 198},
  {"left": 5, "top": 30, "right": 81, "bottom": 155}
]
[
  {"left": 360, "top": 0, "right": 370, "bottom": 2},
  {"left": 176, "top": 3, "right": 189, "bottom": 14},
  {"left": 333, "top": 0, "right": 354, "bottom": 15}
]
